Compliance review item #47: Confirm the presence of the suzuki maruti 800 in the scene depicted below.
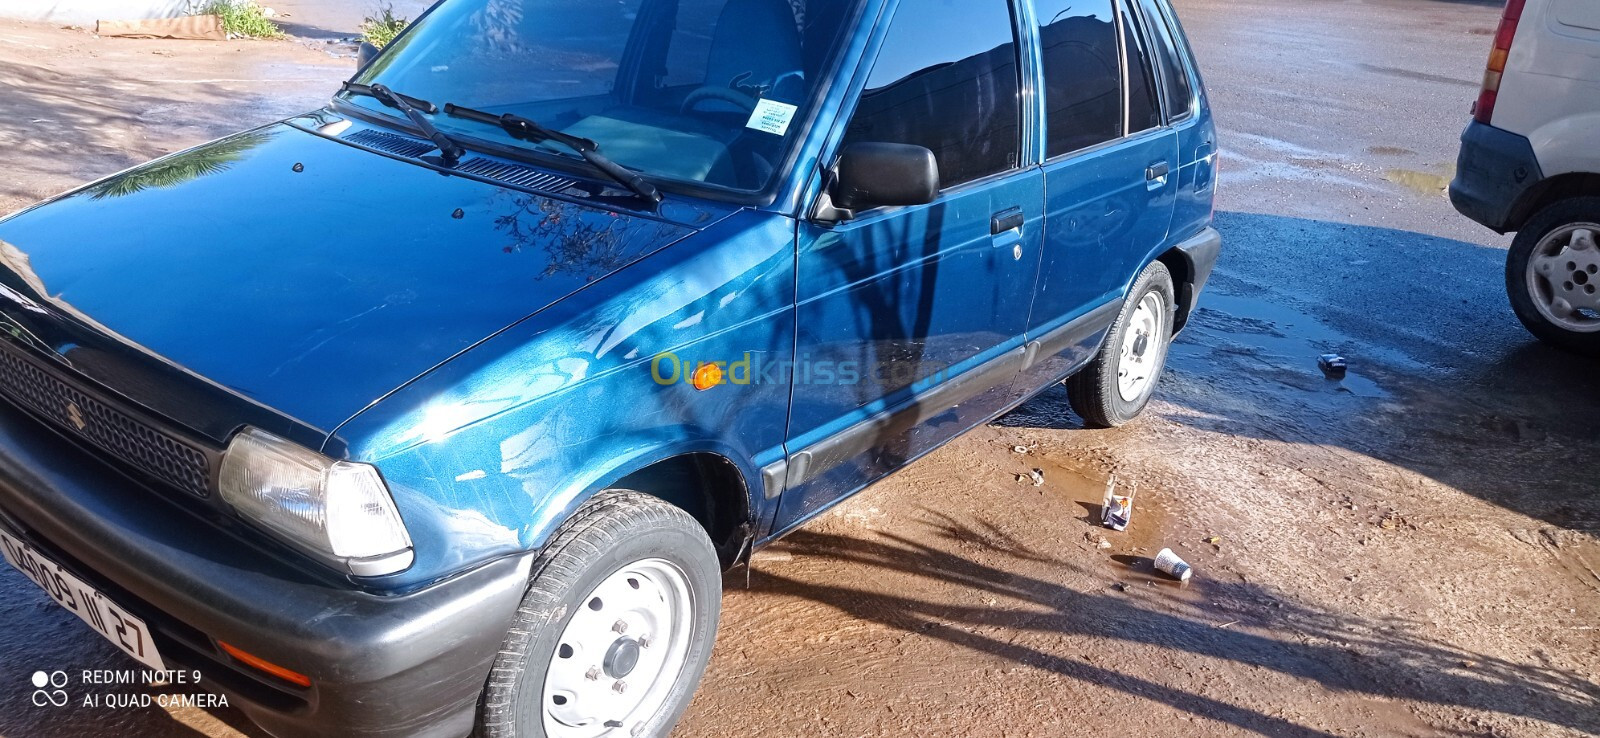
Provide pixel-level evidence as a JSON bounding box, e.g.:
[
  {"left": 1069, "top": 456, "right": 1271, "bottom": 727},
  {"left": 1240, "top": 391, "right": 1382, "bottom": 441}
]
[{"left": 0, "top": 0, "right": 1217, "bottom": 734}]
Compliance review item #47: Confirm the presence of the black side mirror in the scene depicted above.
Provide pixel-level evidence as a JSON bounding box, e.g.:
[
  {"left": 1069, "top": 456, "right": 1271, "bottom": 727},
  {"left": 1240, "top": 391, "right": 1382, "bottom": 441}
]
[
  {"left": 357, "top": 41, "right": 382, "bottom": 71},
  {"left": 828, "top": 142, "right": 939, "bottom": 216}
]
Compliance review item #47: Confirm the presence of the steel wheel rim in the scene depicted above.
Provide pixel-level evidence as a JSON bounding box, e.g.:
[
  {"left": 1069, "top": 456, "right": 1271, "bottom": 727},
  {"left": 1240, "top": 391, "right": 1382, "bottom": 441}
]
[
  {"left": 542, "top": 558, "right": 694, "bottom": 738},
  {"left": 1117, "top": 291, "right": 1169, "bottom": 403},
  {"left": 1527, "top": 223, "right": 1600, "bottom": 334}
]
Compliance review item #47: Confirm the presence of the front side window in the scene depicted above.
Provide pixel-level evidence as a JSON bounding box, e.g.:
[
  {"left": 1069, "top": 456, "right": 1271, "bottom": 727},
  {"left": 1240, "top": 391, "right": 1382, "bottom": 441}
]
[
  {"left": 1036, "top": 0, "right": 1122, "bottom": 157},
  {"left": 841, "top": 0, "right": 1022, "bottom": 189},
  {"left": 349, "top": 0, "right": 855, "bottom": 193}
]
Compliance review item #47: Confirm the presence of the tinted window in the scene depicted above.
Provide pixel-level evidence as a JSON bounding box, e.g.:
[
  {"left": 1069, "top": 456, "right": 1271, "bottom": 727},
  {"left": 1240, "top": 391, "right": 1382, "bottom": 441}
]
[
  {"left": 1138, "top": 0, "right": 1195, "bottom": 120},
  {"left": 1120, "top": 1, "right": 1163, "bottom": 133},
  {"left": 1036, "top": 0, "right": 1122, "bottom": 157},
  {"left": 843, "top": 0, "right": 1021, "bottom": 189}
]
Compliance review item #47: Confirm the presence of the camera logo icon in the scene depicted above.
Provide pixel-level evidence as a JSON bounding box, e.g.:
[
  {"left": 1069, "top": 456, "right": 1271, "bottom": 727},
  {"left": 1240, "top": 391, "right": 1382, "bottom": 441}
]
[{"left": 30, "top": 670, "right": 68, "bottom": 707}]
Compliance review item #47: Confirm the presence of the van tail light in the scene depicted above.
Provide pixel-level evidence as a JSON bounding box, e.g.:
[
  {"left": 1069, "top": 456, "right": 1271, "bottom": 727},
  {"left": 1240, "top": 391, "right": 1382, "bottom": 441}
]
[{"left": 1474, "top": 0, "right": 1527, "bottom": 124}]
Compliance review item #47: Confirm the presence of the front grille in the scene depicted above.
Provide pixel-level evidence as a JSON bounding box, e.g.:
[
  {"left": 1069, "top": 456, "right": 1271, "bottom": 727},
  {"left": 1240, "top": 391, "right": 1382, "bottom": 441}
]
[{"left": 0, "top": 345, "right": 211, "bottom": 498}]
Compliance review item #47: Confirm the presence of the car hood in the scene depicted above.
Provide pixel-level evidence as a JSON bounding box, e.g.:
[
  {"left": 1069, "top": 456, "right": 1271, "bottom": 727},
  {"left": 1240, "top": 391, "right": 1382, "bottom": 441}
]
[{"left": 0, "top": 122, "right": 730, "bottom": 444}]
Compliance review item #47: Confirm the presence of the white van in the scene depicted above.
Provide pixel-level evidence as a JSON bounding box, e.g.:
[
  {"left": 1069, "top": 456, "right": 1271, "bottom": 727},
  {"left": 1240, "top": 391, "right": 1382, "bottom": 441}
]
[{"left": 1451, "top": 0, "right": 1600, "bottom": 355}]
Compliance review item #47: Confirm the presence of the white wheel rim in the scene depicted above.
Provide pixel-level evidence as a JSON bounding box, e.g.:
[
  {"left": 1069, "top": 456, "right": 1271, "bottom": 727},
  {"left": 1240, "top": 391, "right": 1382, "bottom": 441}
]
[
  {"left": 542, "top": 559, "right": 694, "bottom": 738},
  {"left": 1117, "top": 291, "right": 1169, "bottom": 403},
  {"left": 1527, "top": 223, "right": 1600, "bottom": 334}
]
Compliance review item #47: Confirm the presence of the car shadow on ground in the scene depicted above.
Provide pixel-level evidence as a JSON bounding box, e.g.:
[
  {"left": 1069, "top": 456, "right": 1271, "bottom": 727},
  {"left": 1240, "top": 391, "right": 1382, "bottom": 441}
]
[
  {"left": 786, "top": 211, "right": 1600, "bottom": 732},
  {"left": 746, "top": 516, "right": 1599, "bottom": 736}
]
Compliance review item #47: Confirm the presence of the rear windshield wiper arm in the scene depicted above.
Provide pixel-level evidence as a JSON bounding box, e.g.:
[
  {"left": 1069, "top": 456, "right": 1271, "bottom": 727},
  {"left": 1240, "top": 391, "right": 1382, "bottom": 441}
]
[
  {"left": 443, "top": 103, "right": 661, "bottom": 204},
  {"left": 342, "top": 82, "right": 465, "bottom": 166}
]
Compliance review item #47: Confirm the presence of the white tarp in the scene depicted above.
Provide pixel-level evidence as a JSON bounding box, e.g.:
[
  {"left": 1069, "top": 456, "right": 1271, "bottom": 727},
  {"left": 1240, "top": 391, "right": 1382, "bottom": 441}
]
[{"left": 0, "top": 0, "right": 196, "bottom": 25}]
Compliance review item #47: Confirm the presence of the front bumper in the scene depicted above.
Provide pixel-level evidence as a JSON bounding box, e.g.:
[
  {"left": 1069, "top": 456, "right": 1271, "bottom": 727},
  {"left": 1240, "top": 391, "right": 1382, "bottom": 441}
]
[
  {"left": 0, "top": 400, "right": 530, "bottom": 738},
  {"left": 1449, "top": 120, "right": 1544, "bottom": 233}
]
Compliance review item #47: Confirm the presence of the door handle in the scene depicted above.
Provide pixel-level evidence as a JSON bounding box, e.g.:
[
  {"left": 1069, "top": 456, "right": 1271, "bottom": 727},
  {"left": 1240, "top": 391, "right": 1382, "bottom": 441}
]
[
  {"left": 991, "top": 208, "right": 1025, "bottom": 235},
  {"left": 1146, "top": 162, "right": 1171, "bottom": 181}
]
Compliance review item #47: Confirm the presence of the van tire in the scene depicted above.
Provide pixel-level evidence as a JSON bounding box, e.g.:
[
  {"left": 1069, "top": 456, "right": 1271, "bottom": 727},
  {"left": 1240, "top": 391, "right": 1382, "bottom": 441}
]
[
  {"left": 477, "top": 490, "right": 721, "bottom": 738},
  {"left": 1068, "top": 260, "right": 1176, "bottom": 428},
  {"left": 1508, "top": 197, "right": 1600, "bottom": 356}
]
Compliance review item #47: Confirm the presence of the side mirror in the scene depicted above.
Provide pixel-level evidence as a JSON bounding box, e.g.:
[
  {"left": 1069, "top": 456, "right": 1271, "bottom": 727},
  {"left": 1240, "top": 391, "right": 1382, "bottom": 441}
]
[
  {"left": 827, "top": 142, "right": 939, "bottom": 216},
  {"left": 357, "top": 41, "right": 381, "bottom": 71}
]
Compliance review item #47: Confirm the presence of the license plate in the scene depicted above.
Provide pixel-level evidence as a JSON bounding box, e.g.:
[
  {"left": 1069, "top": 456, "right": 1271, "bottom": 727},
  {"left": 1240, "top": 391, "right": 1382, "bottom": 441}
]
[{"left": 0, "top": 530, "right": 165, "bottom": 672}]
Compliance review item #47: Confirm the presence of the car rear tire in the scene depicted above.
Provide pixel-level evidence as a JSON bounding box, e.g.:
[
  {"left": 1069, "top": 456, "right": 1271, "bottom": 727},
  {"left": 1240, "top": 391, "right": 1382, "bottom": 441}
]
[
  {"left": 1507, "top": 197, "right": 1600, "bottom": 356},
  {"left": 477, "top": 490, "right": 721, "bottom": 738},
  {"left": 1067, "top": 260, "right": 1177, "bottom": 428}
]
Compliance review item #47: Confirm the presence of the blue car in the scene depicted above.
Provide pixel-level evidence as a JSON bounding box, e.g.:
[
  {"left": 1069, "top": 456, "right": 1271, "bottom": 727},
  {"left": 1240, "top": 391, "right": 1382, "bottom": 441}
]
[{"left": 0, "top": 0, "right": 1216, "bottom": 735}]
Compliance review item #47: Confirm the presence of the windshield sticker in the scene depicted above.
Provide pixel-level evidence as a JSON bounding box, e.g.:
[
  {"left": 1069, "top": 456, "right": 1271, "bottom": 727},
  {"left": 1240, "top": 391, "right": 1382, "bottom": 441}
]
[{"left": 746, "top": 100, "right": 799, "bottom": 136}]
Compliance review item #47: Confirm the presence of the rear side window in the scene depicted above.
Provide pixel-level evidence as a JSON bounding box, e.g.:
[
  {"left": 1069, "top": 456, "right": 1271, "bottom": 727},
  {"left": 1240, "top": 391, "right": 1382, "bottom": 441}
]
[
  {"left": 1120, "top": 0, "right": 1163, "bottom": 134},
  {"left": 1138, "top": 0, "right": 1195, "bottom": 120},
  {"left": 1035, "top": 0, "right": 1122, "bottom": 157},
  {"left": 843, "top": 0, "right": 1022, "bottom": 189}
]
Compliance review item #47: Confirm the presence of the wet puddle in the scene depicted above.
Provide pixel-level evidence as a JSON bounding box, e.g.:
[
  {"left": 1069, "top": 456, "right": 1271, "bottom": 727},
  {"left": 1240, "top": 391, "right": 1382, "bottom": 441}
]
[
  {"left": 1173, "top": 290, "right": 1408, "bottom": 399},
  {"left": 1025, "top": 454, "right": 1194, "bottom": 590},
  {"left": 1384, "top": 167, "right": 1454, "bottom": 197}
]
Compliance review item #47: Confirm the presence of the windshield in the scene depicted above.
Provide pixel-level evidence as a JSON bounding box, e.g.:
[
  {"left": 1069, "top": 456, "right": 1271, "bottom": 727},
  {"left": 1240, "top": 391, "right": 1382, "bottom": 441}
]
[{"left": 348, "top": 0, "right": 856, "bottom": 194}]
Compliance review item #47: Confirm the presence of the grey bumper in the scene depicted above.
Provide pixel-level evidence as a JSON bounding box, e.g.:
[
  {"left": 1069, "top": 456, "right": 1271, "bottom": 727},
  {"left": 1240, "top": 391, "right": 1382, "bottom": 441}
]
[{"left": 1449, "top": 120, "right": 1544, "bottom": 233}]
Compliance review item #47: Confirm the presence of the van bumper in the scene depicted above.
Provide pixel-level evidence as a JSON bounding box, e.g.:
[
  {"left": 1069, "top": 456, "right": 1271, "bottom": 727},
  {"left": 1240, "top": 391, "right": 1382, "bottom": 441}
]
[
  {"left": 1449, "top": 121, "right": 1544, "bottom": 233},
  {"left": 0, "top": 400, "right": 529, "bottom": 738}
]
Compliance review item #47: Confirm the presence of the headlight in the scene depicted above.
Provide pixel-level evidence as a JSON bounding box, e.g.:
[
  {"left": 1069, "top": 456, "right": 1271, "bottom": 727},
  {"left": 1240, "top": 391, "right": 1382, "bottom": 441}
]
[{"left": 219, "top": 427, "right": 413, "bottom": 576}]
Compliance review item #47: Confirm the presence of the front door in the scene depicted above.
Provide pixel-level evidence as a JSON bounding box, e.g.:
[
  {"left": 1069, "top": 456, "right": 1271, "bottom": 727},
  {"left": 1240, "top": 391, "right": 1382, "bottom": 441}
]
[{"left": 773, "top": 0, "right": 1041, "bottom": 533}]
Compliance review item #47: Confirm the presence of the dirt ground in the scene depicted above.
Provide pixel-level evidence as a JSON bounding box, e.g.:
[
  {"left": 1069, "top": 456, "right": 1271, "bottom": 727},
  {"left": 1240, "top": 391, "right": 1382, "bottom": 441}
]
[{"left": 0, "top": 2, "right": 1597, "bottom": 737}]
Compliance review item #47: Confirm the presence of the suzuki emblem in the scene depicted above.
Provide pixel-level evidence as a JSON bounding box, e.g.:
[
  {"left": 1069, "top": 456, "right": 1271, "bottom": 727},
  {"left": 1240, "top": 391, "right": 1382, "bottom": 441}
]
[{"left": 65, "top": 402, "right": 86, "bottom": 432}]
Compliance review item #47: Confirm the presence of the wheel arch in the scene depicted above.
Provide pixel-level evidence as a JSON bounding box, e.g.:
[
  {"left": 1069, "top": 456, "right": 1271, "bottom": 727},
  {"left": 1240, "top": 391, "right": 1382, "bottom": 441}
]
[
  {"left": 1156, "top": 247, "right": 1195, "bottom": 333},
  {"left": 1509, "top": 172, "right": 1600, "bottom": 232},
  {"left": 534, "top": 442, "right": 758, "bottom": 570}
]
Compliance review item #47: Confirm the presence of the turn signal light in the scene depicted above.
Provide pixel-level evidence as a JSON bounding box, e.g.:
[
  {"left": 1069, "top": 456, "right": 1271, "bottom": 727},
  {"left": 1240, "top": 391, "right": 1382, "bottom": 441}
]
[
  {"left": 691, "top": 362, "right": 724, "bottom": 391},
  {"left": 218, "top": 641, "right": 313, "bottom": 688},
  {"left": 1474, "top": 0, "right": 1527, "bottom": 124}
]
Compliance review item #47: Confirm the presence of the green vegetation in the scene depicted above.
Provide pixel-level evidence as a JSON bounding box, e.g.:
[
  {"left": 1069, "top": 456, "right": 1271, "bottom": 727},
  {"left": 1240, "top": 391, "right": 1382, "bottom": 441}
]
[
  {"left": 361, "top": 4, "right": 409, "bottom": 49},
  {"left": 200, "top": 0, "right": 285, "bottom": 39}
]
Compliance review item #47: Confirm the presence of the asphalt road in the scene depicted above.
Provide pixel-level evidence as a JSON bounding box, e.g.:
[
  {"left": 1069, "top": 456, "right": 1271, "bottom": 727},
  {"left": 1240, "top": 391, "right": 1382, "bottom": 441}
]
[{"left": 1, "top": 0, "right": 1597, "bottom": 736}]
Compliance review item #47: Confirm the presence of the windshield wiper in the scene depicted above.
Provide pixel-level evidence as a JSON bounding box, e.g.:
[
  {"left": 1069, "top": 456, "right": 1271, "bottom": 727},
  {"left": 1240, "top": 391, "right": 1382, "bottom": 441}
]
[
  {"left": 342, "top": 82, "right": 465, "bottom": 166},
  {"left": 442, "top": 103, "right": 661, "bottom": 204}
]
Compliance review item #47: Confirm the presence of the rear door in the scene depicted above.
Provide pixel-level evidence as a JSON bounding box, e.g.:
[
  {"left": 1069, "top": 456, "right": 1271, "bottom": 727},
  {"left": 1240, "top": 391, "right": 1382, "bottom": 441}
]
[
  {"left": 1017, "top": 0, "right": 1180, "bottom": 388},
  {"left": 773, "top": 0, "right": 1043, "bottom": 533}
]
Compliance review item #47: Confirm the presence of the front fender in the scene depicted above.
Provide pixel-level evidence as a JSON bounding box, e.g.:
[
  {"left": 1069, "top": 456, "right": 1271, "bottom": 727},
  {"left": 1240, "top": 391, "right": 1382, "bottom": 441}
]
[{"left": 332, "top": 210, "right": 797, "bottom": 588}]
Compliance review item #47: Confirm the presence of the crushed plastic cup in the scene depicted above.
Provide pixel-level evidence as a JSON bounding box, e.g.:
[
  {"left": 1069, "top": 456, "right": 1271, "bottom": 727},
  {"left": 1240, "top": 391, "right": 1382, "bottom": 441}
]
[
  {"left": 1153, "top": 548, "right": 1193, "bottom": 582},
  {"left": 1101, "top": 476, "right": 1135, "bottom": 531}
]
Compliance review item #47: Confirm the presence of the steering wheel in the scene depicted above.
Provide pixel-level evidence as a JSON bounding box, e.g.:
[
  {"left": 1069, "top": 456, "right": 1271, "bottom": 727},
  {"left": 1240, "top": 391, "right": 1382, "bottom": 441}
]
[{"left": 680, "top": 85, "right": 763, "bottom": 115}]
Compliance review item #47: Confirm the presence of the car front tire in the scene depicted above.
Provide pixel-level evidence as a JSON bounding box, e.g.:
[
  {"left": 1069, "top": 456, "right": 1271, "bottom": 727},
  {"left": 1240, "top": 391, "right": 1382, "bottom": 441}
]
[
  {"left": 477, "top": 490, "right": 721, "bottom": 738},
  {"left": 1067, "top": 260, "right": 1177, "bottom": 428}
]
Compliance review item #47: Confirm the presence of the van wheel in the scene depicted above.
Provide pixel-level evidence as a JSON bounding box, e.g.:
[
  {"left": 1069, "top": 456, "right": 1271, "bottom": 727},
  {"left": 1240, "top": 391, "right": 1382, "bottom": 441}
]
[
  {"left": 1068, "top": 260, "right": 1176, "bottom": 428},
  {"left": 477, "top": 490, "right": 721, "bottom": 738},
  {"left": 1508, "top": 197, "right": 1600, "bottom": 356}
]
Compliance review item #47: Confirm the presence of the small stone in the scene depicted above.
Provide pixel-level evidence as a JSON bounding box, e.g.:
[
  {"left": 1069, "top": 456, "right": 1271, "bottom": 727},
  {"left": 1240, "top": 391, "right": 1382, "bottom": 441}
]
[
  {"left": 1461, "top": 660, "right": 1478, "bottom": 669},
  {"left": 1029, "top": 469, "right": 1045, "bottom": 487},
  {"left": 1111, "top": 582, "right": 1130, "bottom": 592}
]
